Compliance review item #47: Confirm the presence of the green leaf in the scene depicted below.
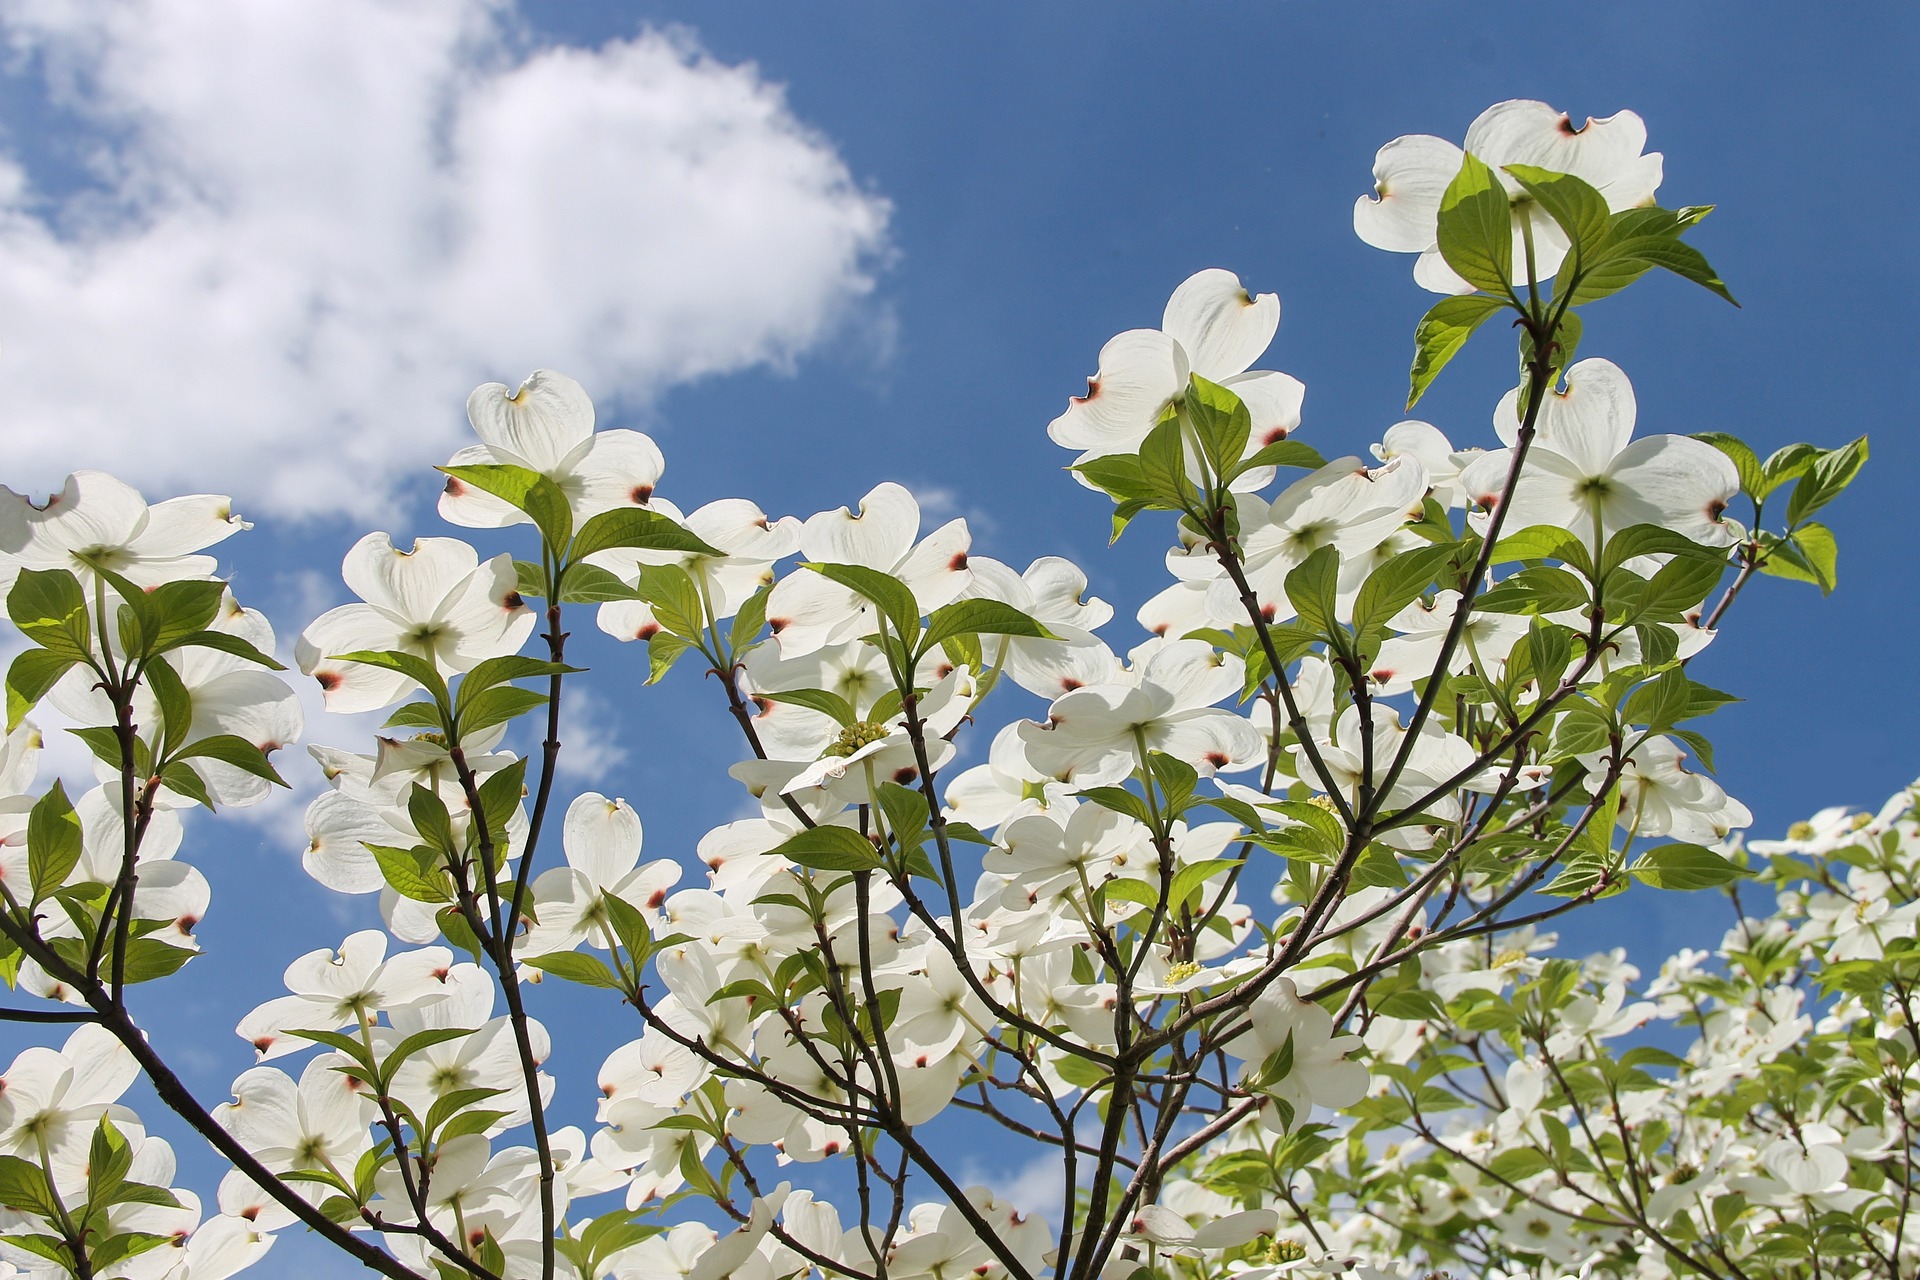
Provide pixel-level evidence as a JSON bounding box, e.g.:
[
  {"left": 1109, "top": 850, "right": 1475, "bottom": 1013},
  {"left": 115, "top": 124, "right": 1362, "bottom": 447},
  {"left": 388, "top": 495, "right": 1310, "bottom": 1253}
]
[
  {"left": 475, "top": 756, "right": 528, "bottom": 838},
  {"left": 1631, "top": 555, "right": 1726, "bottom": 623},
  {"left": 9, "top": 568, "right": 92, "bottom": 662},
  {"left": 1622, "top": 235, "right": 1737, "bottom": 305},
  {"left": 160, "top": 628, "right": 285, "bottom": 670},
  {"left": 175, "top": 734, "right": 289, "bottom": 787},
  {"left": 1235, "top": 439, "right": 1328, "bottom": 476},
  {"left": 383, "top": 701, "right": 445, "bottom": 731},
  {"left": 760, "top": 688, "right": 856, "bottom": 726},
  {"left": 437, "top": 463, "right": 573, "bottom": 550},
  {"left": 1351, "top": 542, "right": 1458, "bottom": 635},
  {"left": 1503, "top": 164, "right": 1610, "bottom": 264},
  {"left": 116, "top": 937, "right": 195, "bottom": 983},
  {"left": 1074, "top": 785, "right": 1154, "bottom": 826},
  {"left": 367, "top": 844, "right": 453, "bottom": 903},
  {"left": 458, "top": 686, "right": 548, "bottom": 736},
  {"left": 1629, "top": 844, "right": 1749, "bottom": 890},
  {"left": 767, "top": 825, "right": 884, "bottom": 872},
  {"left": 379, "top": 1027, "right": 474, "bottom": 1082},
  {"left": 1407, "top": 294, "right": 1504, "bottom": 409},
  {"left": 330, "top": 649, "right": 448, "bottom": 707},
  {"left": 1185, "top": 374, "right": 1252, "bottom": 483},
  {"left": 1600, "top": 524, "right": 1721, "bottom": 577},
  {"left": 89, "top": 1232, "right": 175, "bottom": 1270},
  {"left": 88, "top": 1115, "right": 134, "bottom": 1202},
  {"left": 1349, "top": 844, "right": 1409, "bottom": 889},
  {"left": 603, "top": 892, "right": 654, "bottom": 963},
  {"left": 436, "top": 906, "right": 486, "bottom": 964},
  {"left": 0, "top": 1153, "right": 60, "bottom": 1218},
  {"left": 27, "top": 781, "right": 83, "bottom": 904},
  {"left": 645, "top": 632, "right": 693, "bottom": 684},
  {"left": 1548, "top": 703, "right": 1613, "bottom": 759},
  {"left": 1785, "top": 436, "right": 1869, "bottom": 528},
  {"left": 1169, "top": 857, "right": 1242, "bottom": 907},
  {"left": 804, "top": 563, "right": 921, "bottom": 646},
  {"left": 1283, "top": 544, "right": 1341, "bottom": 635},
  {"left": 1757, "top": 523, "right": 1838, "bottom": 593},
  {"left": 425, "top": 1087, "right": 506, "bottom": 1137},
  {"left": 571, "top": 507, "right": 722, "bottom": 560},
  {"left": 1072, "top": 454, "right": 1154, "bottom": 504},
  {"left": 143, "top": 658, "right": 194, "bottom": 758},
  {"left": 1695, "top": 432, "right": 1764, "bottom": 499},
  {"left": 920, "top": 599, "right": 1057, "bottom": 654},
  {"left": 1147, "top": 751, "right": 1198, "bottom": 817},
  {"left": 1434, "top": 151, "right": 1513, "bottom": 294},
  {"left": 1139, "top": 412, "right": 1191, "bottom": 509},
  {"left": 1541, "top": 852, "right": 1620, "bottom": 899},
  {"left": 731, "top": 585, "right": 770, "bottom": 655},
  {"left": 408, "top": 784, "right": 458, "bottom": 856},
  {"left": 7, "top": 650, "right": 77, "bottom": 730},
  {"left": 158, "top": 760, "right": 215, "bottom": 810},
  {"left": 1474, "top": 565, "right": 1589, "bottom": 616},
  {"left": 632, "top": 564, "right": 703, "bottom": 637},
  {"left": 523, "top": 951, "right": 625, "bottom": 988},
  {"left": 1492, "top": 523, "right": 1584, "bottom": 569},
  {"left": 439, "top": 1108, "right": 512, "bottom": 1142},
  {"left": 143, "top": 580, "right": 228, "bottom": 655},
  {"left": 556, "top": 561, "right": 640, "bottom": 604}
]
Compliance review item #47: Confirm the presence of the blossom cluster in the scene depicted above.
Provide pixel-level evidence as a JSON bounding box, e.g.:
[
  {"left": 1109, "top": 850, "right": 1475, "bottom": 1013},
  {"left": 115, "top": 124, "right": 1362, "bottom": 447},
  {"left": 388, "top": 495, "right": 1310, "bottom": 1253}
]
[{"left": 0, "top": 99, "right": 1872, "bottom": 1280}]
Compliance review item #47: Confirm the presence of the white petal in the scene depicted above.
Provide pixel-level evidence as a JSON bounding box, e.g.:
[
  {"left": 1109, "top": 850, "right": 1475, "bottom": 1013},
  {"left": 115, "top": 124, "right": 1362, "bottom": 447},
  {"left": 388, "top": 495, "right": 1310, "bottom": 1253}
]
[
  {"left": 340, "top": 533, "right": 481, "bottom": 623},
  {"left": 1161, "top": 269, "right": 1278, "bottom": 380},
  {"left": 800, "top": 482, "right": 920, "bottom": 570},
  {"left": 465, "top": 370, "right": 595, "bottom": 473},
  {"left": 1353, "top": 134, "right": 1463, "bottom": 252},
  {"left": 1048, "top": 329, "right": 1186, "bottom": 456},
  {"left": 565, "top": 429, "right": 667, "bottom": 521},
  {"left": 564, "top": 792, "right": 644, "bottom": 888}
]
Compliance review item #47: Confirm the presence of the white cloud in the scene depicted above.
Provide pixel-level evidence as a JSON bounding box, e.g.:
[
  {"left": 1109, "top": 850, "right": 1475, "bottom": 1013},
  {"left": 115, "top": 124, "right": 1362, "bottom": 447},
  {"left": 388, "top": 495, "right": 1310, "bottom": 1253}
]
[
  {"left": 0, "top": 1, "right": 891, "bottom": 518},
  {"left": 553, "top": 690, "right": 630, "bottom": 784}
]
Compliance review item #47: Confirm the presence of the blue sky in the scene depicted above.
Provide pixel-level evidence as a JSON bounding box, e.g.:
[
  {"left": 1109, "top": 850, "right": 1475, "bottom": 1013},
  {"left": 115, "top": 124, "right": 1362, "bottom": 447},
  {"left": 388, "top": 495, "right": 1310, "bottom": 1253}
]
[{"left": 0, "top": 2, "right": 1913, "bottom": 1272}]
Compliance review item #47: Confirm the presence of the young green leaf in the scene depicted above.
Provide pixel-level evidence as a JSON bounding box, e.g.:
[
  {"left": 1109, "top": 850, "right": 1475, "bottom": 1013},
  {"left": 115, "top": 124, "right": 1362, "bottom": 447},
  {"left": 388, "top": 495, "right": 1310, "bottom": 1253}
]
[
  {"left": 1407, "top": 294, "right": 1505, "bottom": 408},
  {"left": 1433, "top": 152, "right": 1513, "bottom": 294}
]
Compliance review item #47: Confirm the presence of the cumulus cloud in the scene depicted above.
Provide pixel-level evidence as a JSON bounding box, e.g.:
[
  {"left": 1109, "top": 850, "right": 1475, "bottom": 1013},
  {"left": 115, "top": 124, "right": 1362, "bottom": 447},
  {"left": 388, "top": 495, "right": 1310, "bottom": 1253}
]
[{"left": 0, "top": 1, "right": 891, "bottom": 518}]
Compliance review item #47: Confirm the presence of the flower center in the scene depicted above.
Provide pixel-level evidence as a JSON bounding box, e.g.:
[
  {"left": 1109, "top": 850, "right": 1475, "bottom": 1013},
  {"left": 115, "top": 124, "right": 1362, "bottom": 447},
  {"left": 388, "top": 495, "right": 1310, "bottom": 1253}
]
[{"left": 823, "top": 721, "right": 890, "bottom": 759}]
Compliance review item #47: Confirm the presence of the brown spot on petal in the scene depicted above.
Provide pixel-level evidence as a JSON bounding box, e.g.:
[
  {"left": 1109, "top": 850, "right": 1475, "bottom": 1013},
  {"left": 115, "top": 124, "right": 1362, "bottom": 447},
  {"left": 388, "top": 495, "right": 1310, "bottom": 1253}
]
[
  {"left": 1205, "top": 752, "right": 1230, "bottom": 770},
  {"left": 1073, "top": 377, "right": 1101, "bottom": 405},
  {"left": 444, "top": 477, "right": 468, "bottom": 497},
  {"left": 177, "top": 914, "right": 199, "bottom": 934},
  {"left": 240, "top": 1206, "right": 260, "bottom": 1222},
  {"left": 316, "top": 672, "right": 341, "bottom": 692},
  {"left": 251, "top": 1036, "right": 275, "bottom": 1054},
  {"left": 1557, "top": 114, "right": 1586, "bottom": 136},
  {"left": 503, "top": 592, "right": 525, "bottom": 610},
  {"left": 1371, "top": 668, "right": 1394, "bottom": 684},
  {"left": 647, "top": 888, "right": 667, "bottom": 909},
  {"left": 1261, "top": 427, "right": 1289, "bottom": 445},
  {"left": 1260, "top": 603, "right": 1277, "bottom": 623},
  {"left": 822, "top": 1140, "right": 842, "bottom": 1156},
  {"left": 915, "top": 1054, "right": 929, "bottom": 1068},
  {"left": 631, "top": 485, "right": 654, "bottom": 504},
  {"left": 893, "top": 767, "right": 919, "bottom": 785},
  {"left": 750, "top": 696, "right": 772, "bottom": 716},
  {"left": 1150, "top": 622, "right": 1168, "bottom": 636},
  {"left": 768, "top": 616, "right": 789, "bottom": 634},
  {"left": 949, "top": 550, "right": 969, "bottom": 571},
  {"left": 1707, "top": 498, "right": 1728, "bottom": 522},
  {"left": 1059, "top": 677, "right": 1082, "bottom": 692},
  {"left": 635, "top": 622, "right": 660, "bottom": 641}
]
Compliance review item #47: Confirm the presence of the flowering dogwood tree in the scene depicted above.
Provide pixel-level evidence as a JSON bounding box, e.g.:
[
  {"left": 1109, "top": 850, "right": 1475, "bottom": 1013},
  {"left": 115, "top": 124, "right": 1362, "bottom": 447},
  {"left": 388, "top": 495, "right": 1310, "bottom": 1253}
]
[{"left": 0, "top": 101, "right": 1883, "bottom": 1280}]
